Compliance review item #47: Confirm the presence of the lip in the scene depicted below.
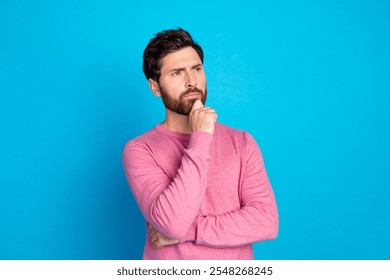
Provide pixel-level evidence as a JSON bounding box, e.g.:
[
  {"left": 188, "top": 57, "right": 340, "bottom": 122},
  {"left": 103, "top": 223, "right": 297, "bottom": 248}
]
[{"left": 183, "top": 93, "right": 201, "bottom": 99}]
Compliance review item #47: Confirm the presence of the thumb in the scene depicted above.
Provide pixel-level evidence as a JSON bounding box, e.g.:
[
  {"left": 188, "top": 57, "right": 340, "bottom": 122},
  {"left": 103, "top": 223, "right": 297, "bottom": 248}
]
[{"left": 191, "top": 99, "right": 204, "bottom": 112}]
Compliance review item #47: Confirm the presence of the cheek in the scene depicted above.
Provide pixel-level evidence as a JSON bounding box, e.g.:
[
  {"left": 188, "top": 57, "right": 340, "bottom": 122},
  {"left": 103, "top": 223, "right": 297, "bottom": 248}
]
[
  {"left": 171, "top": 82, "right": 186, "bottom": 95},
  {"left": 160, "top": 78, "right": 180, "bottom": 92},
  {"left": 200, "top": 76, "right": 207, "bottom": 90},
  {"left": 167, "top": 77, "right": 182, "bottom": 87},
  {"left": 164, "top": 82, "right": 185, "bottom": 97},
  {"left": 199, "top": 72, "right": 206, "bottom": 85}
]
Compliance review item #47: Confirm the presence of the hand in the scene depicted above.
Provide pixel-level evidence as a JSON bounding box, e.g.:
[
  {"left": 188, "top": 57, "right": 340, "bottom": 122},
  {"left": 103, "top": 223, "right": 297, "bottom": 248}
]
[
  {"left": 147, "top": 222, "right": 179, "bottom": 249},
  {"left": 189, "top": 100, "right": 218, "bottom": 134}
]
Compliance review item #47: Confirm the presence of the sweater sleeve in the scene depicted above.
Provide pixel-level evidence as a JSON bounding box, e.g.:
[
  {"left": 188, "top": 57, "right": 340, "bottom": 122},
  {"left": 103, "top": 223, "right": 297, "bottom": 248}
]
[
  {"left": 180, "top": 132, "right": 279, "bottom": 247},
  {"left": 122, "top": 131, "right": 213, "bottom": 239}
]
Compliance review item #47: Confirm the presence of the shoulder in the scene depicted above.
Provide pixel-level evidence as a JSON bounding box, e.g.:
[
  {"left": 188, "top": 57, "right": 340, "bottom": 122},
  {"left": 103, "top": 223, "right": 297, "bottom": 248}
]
[
  {"left": 215, "top": 122, "right": 262, "bottom": 157},
  {"left": 215, "top": 122, "right": 254, "bottom": 143},
  {"left": 122, "top": 126, "right": 159, "bottom": 157}
]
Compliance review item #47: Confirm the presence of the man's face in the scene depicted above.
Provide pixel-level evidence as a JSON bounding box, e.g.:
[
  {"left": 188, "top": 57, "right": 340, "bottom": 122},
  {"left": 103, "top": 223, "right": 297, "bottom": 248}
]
[{"left": 156, "top": 47, "right": 207, "bottom": 116}]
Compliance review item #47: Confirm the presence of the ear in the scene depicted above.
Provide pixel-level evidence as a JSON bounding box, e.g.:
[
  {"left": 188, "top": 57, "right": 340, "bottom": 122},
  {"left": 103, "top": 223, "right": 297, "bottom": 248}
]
[{"left": 148, "top": 79, "right": 161, "bottom": 97}]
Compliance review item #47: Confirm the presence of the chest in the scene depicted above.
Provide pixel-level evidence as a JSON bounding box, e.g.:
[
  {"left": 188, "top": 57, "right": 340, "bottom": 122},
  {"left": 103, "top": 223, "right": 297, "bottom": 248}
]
[{"left": 154, "top": 137, "right": 244, "bottom": 215}]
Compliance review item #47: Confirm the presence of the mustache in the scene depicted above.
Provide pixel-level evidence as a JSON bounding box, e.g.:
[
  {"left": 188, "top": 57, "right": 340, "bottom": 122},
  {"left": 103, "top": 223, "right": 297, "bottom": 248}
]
[{"left": 180, "top": 87, "right": 203, "bottom": 99}]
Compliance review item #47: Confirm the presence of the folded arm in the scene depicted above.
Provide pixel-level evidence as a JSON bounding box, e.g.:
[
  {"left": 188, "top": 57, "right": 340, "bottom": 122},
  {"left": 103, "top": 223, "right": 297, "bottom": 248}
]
[
  {"left": 182, "top": 133, "right": 278, "bottom": 247},
  {"left": 152, "top": 132, "right": 278, "bottom": 248},
  {"left": 122, "top": 132, "right": 213, "bottom": 239}
]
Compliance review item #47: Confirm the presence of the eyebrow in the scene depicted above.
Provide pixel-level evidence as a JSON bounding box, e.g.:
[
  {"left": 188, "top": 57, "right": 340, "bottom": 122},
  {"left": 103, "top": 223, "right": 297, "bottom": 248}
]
[{"left": 169, "top": 63, "right": 203, "bottom": 73}]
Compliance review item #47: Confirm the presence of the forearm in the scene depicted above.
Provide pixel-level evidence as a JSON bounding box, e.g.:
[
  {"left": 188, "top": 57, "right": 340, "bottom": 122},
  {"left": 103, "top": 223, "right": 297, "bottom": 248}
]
[
  {"left": 180, "top": 189, "right": 278, "bottom": 248},
  {"left": 123, "top": 131, "right": 213, "bottom": 239},
  {"left": 148, "top": 145, "right": 210, "bottom": 238}
]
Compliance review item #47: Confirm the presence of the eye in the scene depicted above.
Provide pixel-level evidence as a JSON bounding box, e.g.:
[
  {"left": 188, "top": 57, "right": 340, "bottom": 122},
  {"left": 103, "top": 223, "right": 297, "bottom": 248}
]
[
  {"left": 194, "top": 66, "right": 202, "bottom": 72},
  {"left": 172, "top": 71, "right": 181, "bottom": 76}
]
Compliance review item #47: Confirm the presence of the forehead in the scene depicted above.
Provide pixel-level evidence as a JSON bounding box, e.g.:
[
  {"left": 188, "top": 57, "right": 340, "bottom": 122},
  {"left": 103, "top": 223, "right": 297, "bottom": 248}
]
[{"left": 160, "top": 47, "right": 202, "bottom": 72}]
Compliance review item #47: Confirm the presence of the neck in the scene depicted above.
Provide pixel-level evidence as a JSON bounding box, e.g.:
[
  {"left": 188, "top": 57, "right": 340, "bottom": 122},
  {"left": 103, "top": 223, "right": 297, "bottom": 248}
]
[{"left": 161, "top": 109, "right": 192, "bottom": 134}]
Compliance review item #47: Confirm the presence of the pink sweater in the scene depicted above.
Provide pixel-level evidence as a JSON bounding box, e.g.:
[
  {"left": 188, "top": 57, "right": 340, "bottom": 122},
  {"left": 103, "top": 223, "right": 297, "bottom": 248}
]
[{"left": 122, "top": 122, "right": 278, "bottom": 259}]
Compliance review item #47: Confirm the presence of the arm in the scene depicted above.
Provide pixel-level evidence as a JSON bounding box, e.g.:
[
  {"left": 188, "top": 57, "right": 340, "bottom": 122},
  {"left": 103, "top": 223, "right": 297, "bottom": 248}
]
[
  {"left": 122, "top": 131, "right": 212, "bottom": 239},
  {"left": 180, "top": 132, "right": 279, "bottom": 247}
]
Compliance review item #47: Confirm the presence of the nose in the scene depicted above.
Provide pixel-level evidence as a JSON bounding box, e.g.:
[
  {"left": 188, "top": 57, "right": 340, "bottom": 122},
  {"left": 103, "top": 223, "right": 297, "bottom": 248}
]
[{"left": 185, "top": 71, "right": 197, "bottom": 88}]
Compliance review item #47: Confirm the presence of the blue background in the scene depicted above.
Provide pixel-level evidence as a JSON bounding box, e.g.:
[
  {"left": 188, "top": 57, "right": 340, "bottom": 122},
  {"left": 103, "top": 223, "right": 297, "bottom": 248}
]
[{"left": 1, "top": 0, "right": 389, "bottom": 259}]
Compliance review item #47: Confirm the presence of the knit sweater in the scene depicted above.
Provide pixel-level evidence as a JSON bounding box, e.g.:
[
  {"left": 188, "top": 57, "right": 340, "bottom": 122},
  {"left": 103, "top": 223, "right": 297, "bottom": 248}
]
[{"left": 122, "top": 122, "right": 278, "bottom": 259}]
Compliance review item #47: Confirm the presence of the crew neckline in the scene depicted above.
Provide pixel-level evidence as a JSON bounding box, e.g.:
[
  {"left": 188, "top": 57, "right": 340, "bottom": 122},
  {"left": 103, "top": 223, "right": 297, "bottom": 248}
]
[{"left": 155, "top": 123, "right": 192, "bottom": 140}]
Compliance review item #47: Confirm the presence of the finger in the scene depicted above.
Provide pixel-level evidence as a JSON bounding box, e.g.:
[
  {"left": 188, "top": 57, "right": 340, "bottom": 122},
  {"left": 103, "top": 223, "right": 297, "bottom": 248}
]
[
  {"left": 197, "top": 106, "right": 215, "bottom": 112},
  {"left": 154, "top": 240, "right": 161, "bottom": 248},
  {"left": 190, "top": 99, "right": 204, "bottom": 113},
  {"left": 149, "top": 229, "right": 159, "bottom": 240},
  {"left": 151, "top": 231, "right": 161, "bottom": 243},
  {"left": 200, "top": 108, "right": 216, "bottom": 113}
]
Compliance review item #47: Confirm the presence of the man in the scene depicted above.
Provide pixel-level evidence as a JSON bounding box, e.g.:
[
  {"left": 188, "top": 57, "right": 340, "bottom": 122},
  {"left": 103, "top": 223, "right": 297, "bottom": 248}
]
[{"left": 122, "top": 28, "right": 278, "bottom": 260}]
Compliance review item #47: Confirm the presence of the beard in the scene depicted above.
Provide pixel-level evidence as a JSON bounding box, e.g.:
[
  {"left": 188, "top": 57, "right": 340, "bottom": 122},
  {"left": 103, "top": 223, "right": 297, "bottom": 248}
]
[{"left": 159, "top": 85, "right": 207, "bottom": 116}]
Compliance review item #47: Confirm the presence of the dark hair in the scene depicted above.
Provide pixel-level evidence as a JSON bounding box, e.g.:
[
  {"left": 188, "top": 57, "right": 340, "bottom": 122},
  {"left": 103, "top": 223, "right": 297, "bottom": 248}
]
[{"left": 142, "top": 28, "right": 204, "bottom": 82}]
